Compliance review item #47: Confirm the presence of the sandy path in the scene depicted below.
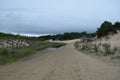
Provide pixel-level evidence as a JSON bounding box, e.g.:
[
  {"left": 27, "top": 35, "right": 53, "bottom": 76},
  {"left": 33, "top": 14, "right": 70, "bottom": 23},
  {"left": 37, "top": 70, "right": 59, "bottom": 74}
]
[{"left": 0, "top": 42, "right": 120, "bottom": 80}]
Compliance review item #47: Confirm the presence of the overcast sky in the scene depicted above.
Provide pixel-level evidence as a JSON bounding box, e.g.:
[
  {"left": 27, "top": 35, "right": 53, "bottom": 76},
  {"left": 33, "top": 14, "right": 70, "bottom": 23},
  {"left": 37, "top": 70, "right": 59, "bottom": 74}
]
[{"left": 0, "top": 0, "right": 120, "bottom": 34}]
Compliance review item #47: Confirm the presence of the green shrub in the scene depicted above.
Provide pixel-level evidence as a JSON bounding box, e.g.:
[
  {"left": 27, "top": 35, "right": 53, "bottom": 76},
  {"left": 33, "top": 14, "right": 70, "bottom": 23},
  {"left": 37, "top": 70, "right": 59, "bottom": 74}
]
[
  {"left": 96, "top": 21, "right": 117, "bottom": 38},
  {"left": 0, "top": 48, "right": 9, "bottom": 64},
  {"left": 0, "top": 41, "right": 65, "bottom": 65},
  {"left": 0, "top": 48, "right": 8, "bottom": 57}
]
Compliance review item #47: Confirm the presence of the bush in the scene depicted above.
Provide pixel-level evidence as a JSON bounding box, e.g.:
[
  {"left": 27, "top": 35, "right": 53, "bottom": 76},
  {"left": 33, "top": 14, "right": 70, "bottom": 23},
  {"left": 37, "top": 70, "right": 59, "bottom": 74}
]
[
  {"left": 0, "top": 48, "right": 8, "bottom": 57},
  {"left": 114, "top": 22, "right": 120, "bottom": 30},
  {"left": 0, "top": 49, "right": 9, "bottom": 64},
  {"left": 96, "top": 21, "right": 116, "bottom": 38}
]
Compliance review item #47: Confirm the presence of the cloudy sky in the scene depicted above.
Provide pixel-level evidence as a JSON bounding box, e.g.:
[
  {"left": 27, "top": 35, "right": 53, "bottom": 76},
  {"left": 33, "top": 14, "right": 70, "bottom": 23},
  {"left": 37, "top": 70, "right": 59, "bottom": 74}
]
[{"left": 0, "top": 0, "right": 120, "bottom": 35}]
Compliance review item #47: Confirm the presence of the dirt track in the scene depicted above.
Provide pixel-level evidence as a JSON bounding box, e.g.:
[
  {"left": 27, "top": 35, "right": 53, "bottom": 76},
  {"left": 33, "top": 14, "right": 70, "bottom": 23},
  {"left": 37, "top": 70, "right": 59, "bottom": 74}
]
[{"left": 0, "top": 41, "right": 120, "bottom": 80}]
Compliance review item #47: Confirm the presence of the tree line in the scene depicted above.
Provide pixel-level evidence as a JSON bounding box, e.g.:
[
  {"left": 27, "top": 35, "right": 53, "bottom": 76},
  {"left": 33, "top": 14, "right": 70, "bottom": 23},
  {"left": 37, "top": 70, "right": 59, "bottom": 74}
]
[
  {"left": 40, "top": 21, "right": 120, "bottom": 40},
  {"left": 39, "top": 32, "right": 95, "bottom": 40},
  {"left": 0, "top": 32, "right": 40, "bottom": 41},
  {"left": 0, "top": 21, "right": 120, "bottom": 40}
]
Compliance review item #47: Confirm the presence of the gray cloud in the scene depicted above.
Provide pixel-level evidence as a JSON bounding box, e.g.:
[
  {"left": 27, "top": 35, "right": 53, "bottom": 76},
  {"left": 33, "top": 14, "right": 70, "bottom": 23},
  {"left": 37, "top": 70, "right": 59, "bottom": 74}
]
[{"left": 0, "top": 0, "right": 120, "bottom": 34}]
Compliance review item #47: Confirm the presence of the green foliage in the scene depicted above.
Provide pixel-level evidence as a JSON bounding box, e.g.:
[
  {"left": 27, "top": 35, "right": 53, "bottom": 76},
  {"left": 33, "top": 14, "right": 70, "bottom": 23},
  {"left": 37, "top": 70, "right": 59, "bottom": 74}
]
[
  {"left": 0, "top": 32, "right": 40, "bottom": 41},
  {"left": 39, "top": 32, "right": 95, "bottom": 40},
  {"left": 0, "top": 49, "right": 8, "bottom": 57},
  {"left": 96, "top": 21, "right": 116, "bottom": 38},
  {"left": 114, "top": 22, "right": 120, "bottom": 30},
  {"left": 0, "top": 41, "right": 65, "bottom": 65},
  {"left": 96, "top": 21, "right": 120, "bottom": 38},
  {"left": 0, "top": 49, "right": 9, "bottom": 64}
]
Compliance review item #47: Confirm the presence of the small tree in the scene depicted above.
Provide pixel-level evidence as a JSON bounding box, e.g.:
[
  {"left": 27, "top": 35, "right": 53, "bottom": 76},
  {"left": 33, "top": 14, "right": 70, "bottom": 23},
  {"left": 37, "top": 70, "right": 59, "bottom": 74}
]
[{"left": 96, "top": 21, "right": 116, "bottom": 38}]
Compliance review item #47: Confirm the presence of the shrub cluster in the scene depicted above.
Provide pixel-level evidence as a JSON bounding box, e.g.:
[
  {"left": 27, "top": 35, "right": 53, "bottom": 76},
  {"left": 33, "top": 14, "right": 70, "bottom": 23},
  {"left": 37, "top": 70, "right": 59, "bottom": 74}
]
[
  {"left": 74, "top": 41, "right": 120, "bottom": 57},
  {"left": 96, "top": 21, "right": 120, "bottom": 38}
]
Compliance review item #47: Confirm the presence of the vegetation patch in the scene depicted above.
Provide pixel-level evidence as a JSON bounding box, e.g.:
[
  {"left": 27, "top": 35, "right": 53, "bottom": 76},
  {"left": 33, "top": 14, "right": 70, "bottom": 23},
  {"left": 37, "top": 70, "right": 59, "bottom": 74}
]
[
  {"left": 74, "top": 41, "right": 120, "bottom": 59},
  {"left": 39, "top": 32, "right": 95, "bottom": 40},
  {"left": 0, "top": 41, "right": 65, "bottom": 65},
  {"left": 96, "top": 21, "right": 120, "bottom": 38}
]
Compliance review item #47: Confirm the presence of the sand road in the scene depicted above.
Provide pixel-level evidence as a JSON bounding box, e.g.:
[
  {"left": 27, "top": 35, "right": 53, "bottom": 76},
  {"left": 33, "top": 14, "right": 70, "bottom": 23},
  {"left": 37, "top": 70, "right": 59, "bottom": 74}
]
[{"left": 0, "top": 41, "right": 120, "bottom": 80}]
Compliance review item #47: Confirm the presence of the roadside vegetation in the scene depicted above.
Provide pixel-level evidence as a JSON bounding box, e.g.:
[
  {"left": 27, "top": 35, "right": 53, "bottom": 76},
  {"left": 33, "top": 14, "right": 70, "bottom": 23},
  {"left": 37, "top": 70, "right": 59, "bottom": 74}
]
[
  {"left": 74, "top": 41, "right": 120, "bottom": 58},
  {"left": 0, "top": 32, "right": 41, "bottom": 40},
  {"left": 74, "top": 21, "right": 120, "bottom": 59},
  {"left": 39, "top": 32, "right": 95, "bottom": 40},
  {"left": 0, "top": 41, "right": 65, "bottom": 65},
  {"left": 0, "top": 33, "right": 65, "bottom": 65},
  {"left": 96, "top": 21, "right": 120, "bottom": 38}
]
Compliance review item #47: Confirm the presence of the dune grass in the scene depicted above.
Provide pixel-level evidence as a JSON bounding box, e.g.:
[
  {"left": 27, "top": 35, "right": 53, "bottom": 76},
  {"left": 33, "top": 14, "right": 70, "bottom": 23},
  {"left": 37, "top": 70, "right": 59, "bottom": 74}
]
[{"left": 0, "top": 41, "right": 66, "bottom": 65}]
